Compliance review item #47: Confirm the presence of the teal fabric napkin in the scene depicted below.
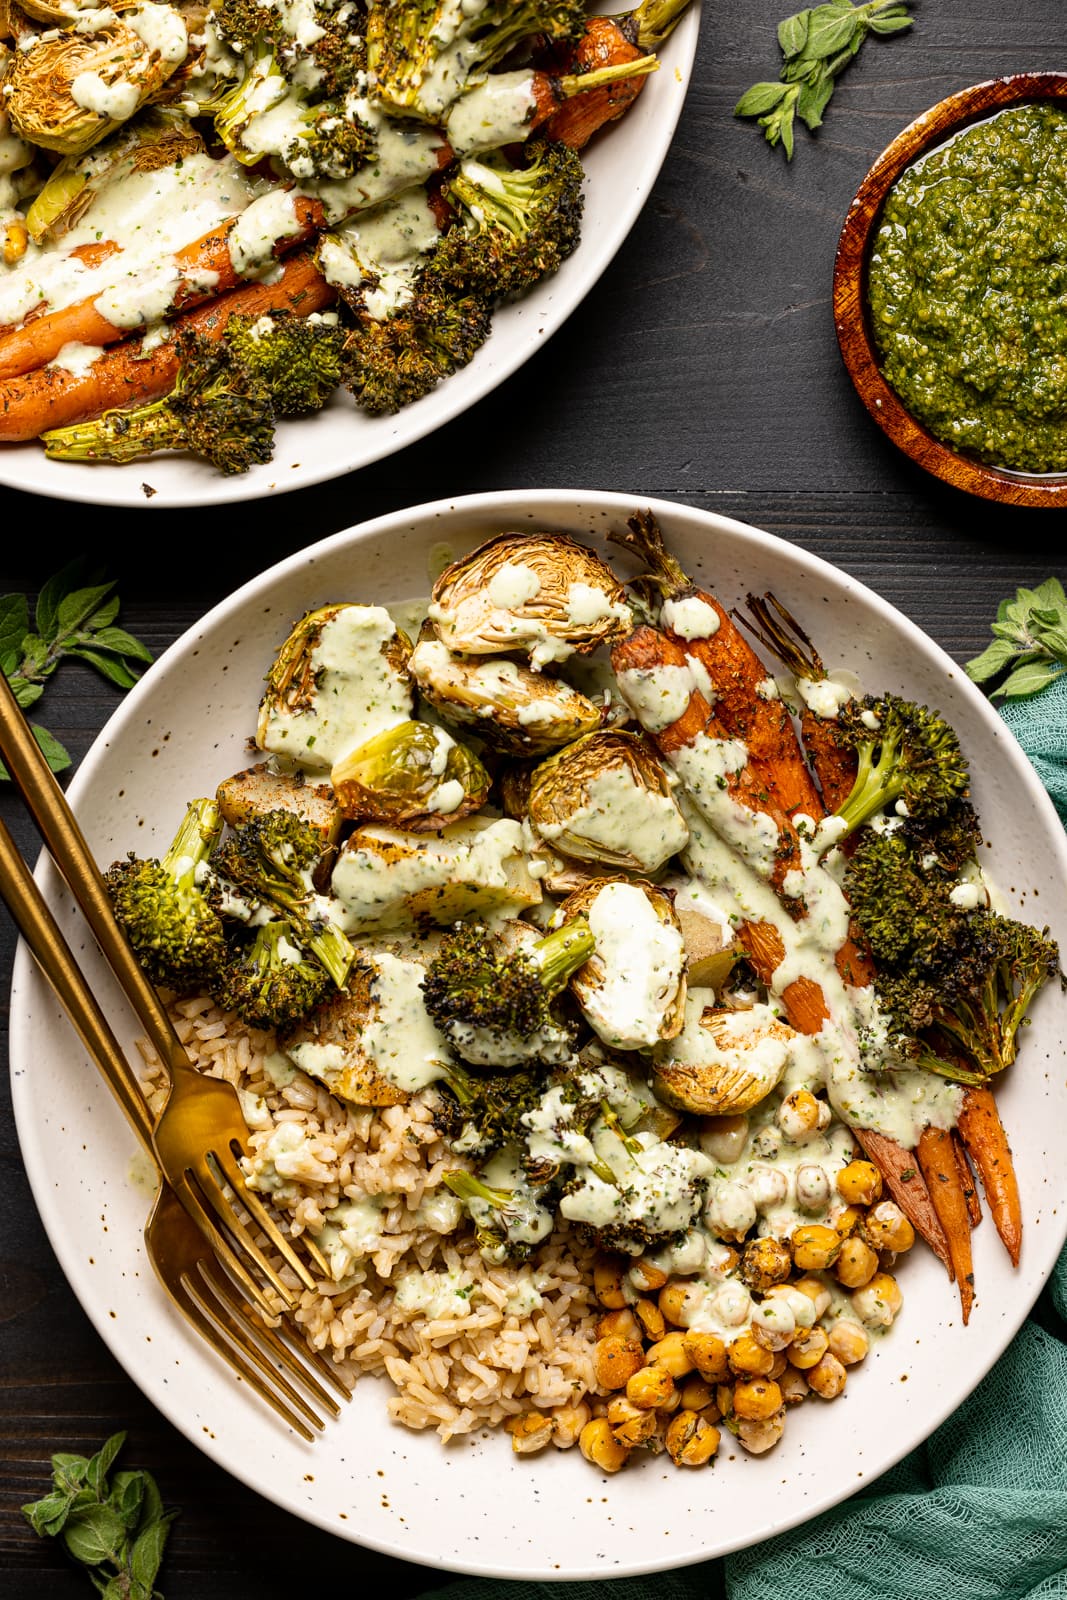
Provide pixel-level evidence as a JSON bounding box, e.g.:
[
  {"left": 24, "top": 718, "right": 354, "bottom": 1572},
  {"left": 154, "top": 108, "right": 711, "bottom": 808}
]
[{"left": 419, "top": 683, "right": 1067, "bottom": 1600}]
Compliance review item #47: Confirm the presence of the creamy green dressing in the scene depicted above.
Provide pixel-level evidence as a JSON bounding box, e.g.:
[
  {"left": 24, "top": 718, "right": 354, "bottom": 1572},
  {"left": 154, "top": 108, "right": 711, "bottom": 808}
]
[
  {"left": 582, "top": 882, "right": 686, "bottom": 1050},
  {"left": 259, "top": 604, "right": 413, "bottom": 772},
  {"left": 532, "top": 760, "right": 689, "bottom": 875}
]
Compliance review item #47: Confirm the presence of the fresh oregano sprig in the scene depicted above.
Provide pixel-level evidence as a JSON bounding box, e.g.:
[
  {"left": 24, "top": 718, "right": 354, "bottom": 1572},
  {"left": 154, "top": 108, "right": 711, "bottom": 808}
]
[
  {"left": 735, "top": 0, "right": 916, "bottom": 159},
  {"left": 22, "top": 1431, "right": 177, "bottom": 1599},
  {"left": 965, "top": 578, "right": 1067, "bottom": 700},
  {"left": 0, "top": 558, "right": 153, "bottom": 778}
]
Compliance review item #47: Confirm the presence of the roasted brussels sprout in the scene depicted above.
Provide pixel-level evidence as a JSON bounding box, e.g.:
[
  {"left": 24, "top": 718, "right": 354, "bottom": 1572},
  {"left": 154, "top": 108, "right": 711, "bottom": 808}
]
[
  {"left": 7, "top": 11, "right": 188, "bottom": 156},
  {"left": 23, "top": 112, "right": 203, "bottom": 243},
  {"left": 331, "top": 718, "right": 490, "bottom": 830},
  {"left": 281, "top": 954, "right": 432, "bottom": 1107},
  {"left": 428, "top": 533, "right": 632, "bottom": 668},
  {"left": 331, "top": 816, "right": 543, "bottom": 931},
  {"left": 408, "top": 629, "right": 604, "bottom": 756},
  {"left": 528, "top": 730, "right": 689, "bottom": 875},
  {"left": 256, "top": 603, "right": 413, "bottom": 772},
  {"left": 652, "top": 996, "right": 797, "bottom": 1115},
  {"left": 560, "top": 877, "right": 686, "bottom": 1050}
]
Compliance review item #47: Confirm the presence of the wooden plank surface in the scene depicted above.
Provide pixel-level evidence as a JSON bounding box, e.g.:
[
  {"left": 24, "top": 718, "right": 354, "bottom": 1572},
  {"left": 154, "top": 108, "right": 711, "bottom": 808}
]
[{"left": 2, "top": 1, "right": 1064, "bottom": 1593}]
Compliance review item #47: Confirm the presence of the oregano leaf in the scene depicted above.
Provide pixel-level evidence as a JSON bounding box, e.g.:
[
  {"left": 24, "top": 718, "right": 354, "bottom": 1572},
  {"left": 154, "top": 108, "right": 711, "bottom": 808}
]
[{"left": 735, "top": 80, "right": 790, "bottom": 116}]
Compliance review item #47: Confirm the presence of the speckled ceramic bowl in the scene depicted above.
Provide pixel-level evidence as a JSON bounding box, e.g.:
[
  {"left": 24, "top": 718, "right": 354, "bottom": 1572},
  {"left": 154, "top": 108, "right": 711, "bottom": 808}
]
[{"left": 10, "top": 490, "right": 1067, "bottom": 1578}]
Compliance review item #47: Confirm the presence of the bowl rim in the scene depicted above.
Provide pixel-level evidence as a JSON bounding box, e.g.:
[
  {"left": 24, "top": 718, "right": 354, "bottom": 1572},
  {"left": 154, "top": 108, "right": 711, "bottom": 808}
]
[{"left": 833, "top": 71, "right": 1067, "bottom": 508}]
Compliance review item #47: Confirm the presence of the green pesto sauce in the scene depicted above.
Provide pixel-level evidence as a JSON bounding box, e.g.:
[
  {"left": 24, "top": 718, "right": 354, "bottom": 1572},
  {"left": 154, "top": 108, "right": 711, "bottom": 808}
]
[{"left": 868, "top": 102, "right": 1067, "bottom": 475}]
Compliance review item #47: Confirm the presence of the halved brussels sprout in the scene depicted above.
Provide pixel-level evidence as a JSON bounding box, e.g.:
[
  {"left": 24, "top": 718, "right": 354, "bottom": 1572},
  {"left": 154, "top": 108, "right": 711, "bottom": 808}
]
[
  {"left": 331, "top": 815, "right": 542, "bottom": 931},
  {"left": 561, "top": 877, "right": 686, "bottom": 1051},
  {"left": 528, "top": 730, "right": 689, "bottom": 875},
  {"left": 428, "top": 533, "right": 632, "bottom": 668},
  {"left": 7, "top": 14, "right": 187, "bottom": 156},
  {"left": 23, "top": 111, "right": 203, "bottom": 243},
  {"left": 652, "top": 997, "right": 796, "bottom": 1115},
  {"left": 331, "top": 718, "right": 489, "bottom": 831},
  {"left": 257, "top": 603, "right": 413, "bottom": 773},
  {"left": 408, "top": 629, "right": 604, "bottom": 756}
]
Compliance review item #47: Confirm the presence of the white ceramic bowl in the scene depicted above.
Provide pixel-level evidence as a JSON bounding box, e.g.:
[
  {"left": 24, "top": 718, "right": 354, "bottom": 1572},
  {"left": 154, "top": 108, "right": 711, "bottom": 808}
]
[
  {"left": 0, "top": 14, "right": 699, "bottom": 510},
  {"left": 10, "top": 490, "right": 1067, "bottom": 1579}
]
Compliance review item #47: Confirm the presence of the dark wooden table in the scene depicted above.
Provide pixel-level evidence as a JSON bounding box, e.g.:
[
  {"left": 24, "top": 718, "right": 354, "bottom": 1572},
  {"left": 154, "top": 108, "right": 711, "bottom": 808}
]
[{"left": 1, "top": 2, "right": 1063, "bottom": 1593}]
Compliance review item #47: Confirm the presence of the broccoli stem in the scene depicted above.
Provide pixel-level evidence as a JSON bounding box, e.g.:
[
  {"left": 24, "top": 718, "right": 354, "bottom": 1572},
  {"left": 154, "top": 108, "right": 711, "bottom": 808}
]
[
  {"left": 298, "top": 915, "right": 353, "bottom": 990},
  {"left": 833, "top": 731, "right": 902, "bottom": 837},
  {"left": 44, "top": 401, "right": 193, "bottom": 466},
  {"left": 442, "top": 1171, "right": 511, "bottom": 1210},
  {"left": 164, "top": 797, "right": 223, "bottom": 885},
  {"left": 530, "top": 916, "right": 594, "bottom": 994},
  {"left": 630, "top": 0, "right": 694, "bottom": 50}
]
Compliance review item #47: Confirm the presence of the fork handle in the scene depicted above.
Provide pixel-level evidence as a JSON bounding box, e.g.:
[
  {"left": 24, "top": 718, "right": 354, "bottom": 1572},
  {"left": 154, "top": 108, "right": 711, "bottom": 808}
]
[
  {"left": 0, "top": 814, "right": 157, "bottom": 1151},
  {"left": 0, "top": 671, "right": 191, "bottom": 1082}
]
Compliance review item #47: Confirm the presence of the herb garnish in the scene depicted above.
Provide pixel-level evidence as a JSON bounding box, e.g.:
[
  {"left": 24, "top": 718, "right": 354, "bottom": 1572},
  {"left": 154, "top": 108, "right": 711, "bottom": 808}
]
[
  {"left": 965, "top": 579, "right": 1067, "bottom": 700},
  {"left": 735, "top": 0, "right": 915, "bottom": 159},
  {"left": 0, "top": 560, "right": 153, "bottom": 777},
  {"left": 22, "top": 1431, "right": 177, "bottom": 1599}
]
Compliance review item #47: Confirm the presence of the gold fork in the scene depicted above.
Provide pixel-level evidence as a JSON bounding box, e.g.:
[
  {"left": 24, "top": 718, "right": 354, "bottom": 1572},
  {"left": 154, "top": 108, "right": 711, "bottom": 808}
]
[
  {"left": 0, "top": 670, "right": 330, "bottom": 1319},
  {"left": 0, "top": 813, "right": 348, "bottom": 1439}
]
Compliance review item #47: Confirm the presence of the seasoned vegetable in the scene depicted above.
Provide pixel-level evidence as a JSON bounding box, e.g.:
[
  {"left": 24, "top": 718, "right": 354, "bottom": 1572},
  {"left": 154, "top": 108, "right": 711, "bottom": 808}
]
[
  {"left": 331, "top": 718, "right": 490, "bottom": 830},
  {"left": 528, "top": 729, "right": 688, "bottom": 874},
  {"left": 561, "top": 877, "right": 686, "bottom": 1049},
  {"left": 429, "top": 533, "right": 631, "bottom": 667},
  {"left": 256, "top": 603, "right": 413, "bottom": 772},
  {"left": 407, "top": 629, "right": 603, "bottom": 757},
  {"left": 652, "top": 997, "right": 799, "bottom": 1115}
]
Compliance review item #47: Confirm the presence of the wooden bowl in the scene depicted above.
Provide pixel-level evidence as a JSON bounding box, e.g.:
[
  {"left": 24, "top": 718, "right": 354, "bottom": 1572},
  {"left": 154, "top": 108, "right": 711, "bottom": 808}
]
[{"left": 834, "top": 73, "right": 1067, "bottom": 507}]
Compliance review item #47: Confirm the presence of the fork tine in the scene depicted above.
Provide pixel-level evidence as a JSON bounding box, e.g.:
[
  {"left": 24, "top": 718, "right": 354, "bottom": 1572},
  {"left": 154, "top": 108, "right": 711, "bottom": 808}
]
[
  {"left": 181, "top": 1265, "right": 329, "bottom": 1434},
  {"left": 204, "top": 1140, "right": 322, "bottom": 1294},
  {"left": 151, "top": 1257, "right": 318, "bottom": 1441},
  {"left": 197, "top": 1255, "right": 345, "bottom": 1415},
  {"left": 177, "top": 1170, "right": 297, "bottom": 1315}
]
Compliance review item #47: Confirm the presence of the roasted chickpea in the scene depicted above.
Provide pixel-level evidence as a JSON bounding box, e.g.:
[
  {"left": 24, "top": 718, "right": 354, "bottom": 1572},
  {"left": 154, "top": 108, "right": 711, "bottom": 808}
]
[
  {"left": 634, "top": 1298, "right": 666, "bottom": 1343},
  {"left": 579, "top": 1417, "right": 630, "bottom": 1472},
  {"left": 851, "top": 1271, "right": 904, "bottom": 1329},
  {"left": 792, "top": 1223, "right": 842, "bottom": 1271},
  {"left": 682, "top": 1331, "right": 730, "bottom": 1383},
  {"left": 864, "top": 1200, "right": 916, "bottom": 1254},
  {"left": 665, "top": 1409, "right": 720, "bottom": 1466},
  {"left": 828, "top": 1318, "right": 870, "bottom": 1366},
  {"left": 551, "top": 1400, "right": 591, "bottom": 1449},
  {"left": 728, "top": 1329, "right": 775, "bottom": 1376},
  {"left": 807, "top": 1352, "right": 848, "bottom": 1400},
  {"left": 778, "top": 1088, "right": 822, "bottom": 1142},
  {"left": 836, "top": 1159, "right": 883, "bottom": 1207},
  {"left": 646, "top": 1331, "right": 694, "bottom": 1379},
  {"left": 607, "top": 1395, "right": 658, "bottom": 1447},
  {"left": 835, "top": 1235, "right": 880, "bottom": 1289},
  {"left": 593, "top": 1335, "right": 645, "bottom": 1390},
  {"left": 628, "top": 1257, "right": 668, "bottom": 1294},
  {"left": 626, "top": 1364, "right": 676, "bottom": 1410},
  {"left": 740, "top": 1237, "right": 793, "bottom": 1293},
  {"left": 509, "top": 1412, "right": 554, "bottom": 1454},
  {"left": 596, "top": 1308, "right": 642, "bottom": 1342},
  {"left": 593, "top": 1254, "right": 629, "bottom": 1310},
  {"left": 733, "top": 1376, "right": 783, "bottom": 1421},
  {"left": 786, "top": 1324, "right": 830, "bottom": 1370},
  {"left": 736, "top": 1409, "right": 785, "bottom": 1454}
]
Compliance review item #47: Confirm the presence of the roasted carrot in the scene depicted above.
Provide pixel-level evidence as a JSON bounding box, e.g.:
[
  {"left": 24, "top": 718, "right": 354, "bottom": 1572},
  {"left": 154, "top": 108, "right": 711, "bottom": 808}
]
[
  {"left": 0, "top": 195, "right": 328, "bottom": 383},
  {"left": 953, "top": 1131, "right": 983, "bottom": 1229},
  {"left": 611, "top": 622, "right": 804, "bottom": 891},
  {"left": 854, "top": 1129, "right": 951, "bottom": 1271},
  {"left": 610, "top": 514, "right": 825, "bottom": 819},
  {"left": 957, "top": 1084, "right": 1022, "bottom": 1266},
  {"left": 916, "top": 1125, "right": 975, "bottom": 1322},
  {"left": 538, "top": 0, "right": 690, "bottom": 148},
  {"left": 539, "top": 16, "right": 648, "bottom": 148},
  {"left": 0, "top": 251, "right": 334, "bottom": 442},
  {"left": 741, "top": 591, "right": 859, "bottom": 813}
]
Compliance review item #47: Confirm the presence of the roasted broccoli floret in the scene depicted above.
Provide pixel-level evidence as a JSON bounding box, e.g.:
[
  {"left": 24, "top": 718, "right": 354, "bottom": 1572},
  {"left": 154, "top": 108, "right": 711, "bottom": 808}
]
[
  {"left": 921, "top": 912, "right": 1061, "bottom": 1079},
  {"left": 443, "top": 1159, "right": 555, "bottom": 1263},
  {"left": 42, "top": 332, "right": 274, "bottom": 474},
  {"left": 212, "top": 917, "right": 331, "bottom": 1029},
  {"left": 429, "top": 141, "right": 585, "bottom": 300},
  {"left": 830, "top": 694, "right": 971, "bottom": 842},
  {"left": 211, "top": 809, "right": 354, "bottom": 988},
  {"left": 341, "top": 285, "right": 492, "bottom": 414},
  {"left": 432, "top": 1063, "right": 549, "bottom": 1153},
  {"left": 367, "top": 0, "right": 585, "bottom": 119},
  {"left": 105, "top": 798, "right": 227, "bottom": 992},
  {"left": 846, "top": 829, "right": 1060, "bottom": 1082},
  {"left": 222, "top": 311, "right": 345, "bottom": 416},
  {"left": 209, "top": 37, "right": 375, "bottom": 177},
  {"left": 845, "top": 828, "right": 968, "bottom": 973},
  {"left": 421, "top": 917, "right": 594, "bottom": 1067},
  {"left": 209, "top": 0, "right": 369, "bottom": 100}
]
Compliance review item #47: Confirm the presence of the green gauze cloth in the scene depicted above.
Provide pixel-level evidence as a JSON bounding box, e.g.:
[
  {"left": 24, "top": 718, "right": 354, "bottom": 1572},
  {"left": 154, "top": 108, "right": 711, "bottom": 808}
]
[{"left": 419, "top": 683, "right": 1067, "bottom": 1600}]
